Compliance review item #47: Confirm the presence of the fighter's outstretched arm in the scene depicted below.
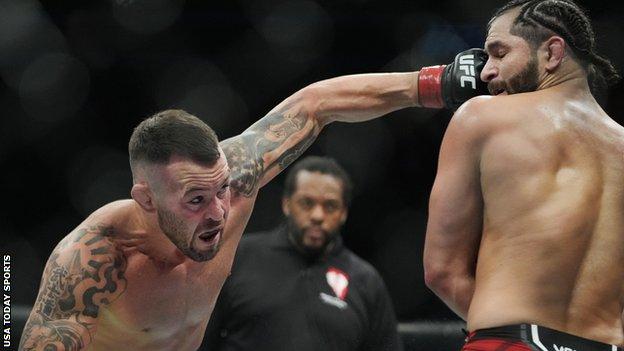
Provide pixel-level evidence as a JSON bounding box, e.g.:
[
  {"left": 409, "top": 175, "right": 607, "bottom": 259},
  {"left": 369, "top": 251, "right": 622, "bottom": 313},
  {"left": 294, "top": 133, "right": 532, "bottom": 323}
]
[
  {"left": 220, "top": 72, "right": 421, "bottom": 197},
  {"left": 221, "top": 48, "right": 488, "bottom": 197},
  {"left": 423, "top": 99, "right": 487, "bottom": 320},
  {"left": 19, "top": 225, "right": 127, "bottom": 351}
]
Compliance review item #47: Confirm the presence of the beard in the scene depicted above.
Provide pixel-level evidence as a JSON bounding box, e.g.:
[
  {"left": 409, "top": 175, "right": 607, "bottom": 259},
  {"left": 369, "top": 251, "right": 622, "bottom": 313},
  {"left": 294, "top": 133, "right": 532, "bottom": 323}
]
[
  {"left": 286, "top": 218, "right": 340, "bottom": 259},
  {"left": 490, "top": 54, "right": 540, "bottom": 95},
  {"left": 157, "top": 207, "right": 219, "bottom": 262}
]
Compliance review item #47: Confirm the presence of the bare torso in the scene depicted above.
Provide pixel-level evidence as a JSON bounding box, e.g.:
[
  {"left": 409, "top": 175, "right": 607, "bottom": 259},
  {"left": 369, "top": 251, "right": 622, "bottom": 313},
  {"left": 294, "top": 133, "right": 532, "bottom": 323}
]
[
  {"left": 467, "top": 87, "right": 624, "bottom": 345},
  {"left": 87, "top": 251, "right": 222, "bottom": 351},
  {"left": 20, "top": 71, "right": 421, "bottom": 351},
  {"left": 82, "top": 198, "right": 253, "bottom": 351}
]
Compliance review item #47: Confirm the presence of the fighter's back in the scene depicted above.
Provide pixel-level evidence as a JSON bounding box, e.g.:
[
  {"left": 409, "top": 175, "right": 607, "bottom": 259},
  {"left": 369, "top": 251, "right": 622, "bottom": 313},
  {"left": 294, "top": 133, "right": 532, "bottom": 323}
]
[{"left": 466, "top": 86, "right": 624, "bottom": 345}]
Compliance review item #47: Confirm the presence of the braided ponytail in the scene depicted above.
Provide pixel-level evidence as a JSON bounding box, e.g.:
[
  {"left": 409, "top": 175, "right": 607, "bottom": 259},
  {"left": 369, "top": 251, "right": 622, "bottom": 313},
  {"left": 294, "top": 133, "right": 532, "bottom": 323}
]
[{"left": 588, "top": 52, "right": 620, "bottom": 86}]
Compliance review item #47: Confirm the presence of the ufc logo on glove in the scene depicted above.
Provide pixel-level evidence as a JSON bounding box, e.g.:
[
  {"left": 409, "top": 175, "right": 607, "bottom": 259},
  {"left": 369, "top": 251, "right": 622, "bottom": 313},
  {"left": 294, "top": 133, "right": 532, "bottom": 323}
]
[
  {"left": 417, "top": 48, "right": 489, "bottom": 109},
  {"left": 459, "top": 54, "right": 477, "bottom": 89}
]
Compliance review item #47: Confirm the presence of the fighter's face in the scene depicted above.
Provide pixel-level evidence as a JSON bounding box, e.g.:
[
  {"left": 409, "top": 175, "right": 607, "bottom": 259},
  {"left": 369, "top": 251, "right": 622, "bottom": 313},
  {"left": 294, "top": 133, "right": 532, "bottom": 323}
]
[
  {"left": 481, "top": 9, "right": 540, "bottom": 95},
  {"left": 283, "top": 171, "right": 347, "bottom": 254},
  {"left": 152, "top": 151, "right": 230, "bottom": 262}
]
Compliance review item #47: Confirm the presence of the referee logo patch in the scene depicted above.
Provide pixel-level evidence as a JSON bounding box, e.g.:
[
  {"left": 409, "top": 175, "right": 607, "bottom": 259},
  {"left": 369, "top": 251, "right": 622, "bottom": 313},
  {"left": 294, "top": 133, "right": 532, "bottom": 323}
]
[{"left": 326, "top": 267, "right": 349, "bottom": 300}]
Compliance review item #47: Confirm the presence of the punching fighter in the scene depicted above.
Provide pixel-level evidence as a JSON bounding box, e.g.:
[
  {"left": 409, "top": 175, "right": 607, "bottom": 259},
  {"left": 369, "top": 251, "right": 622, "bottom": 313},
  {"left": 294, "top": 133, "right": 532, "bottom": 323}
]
[
  {"left": 424, "top": 1, "right": 623, "bottom": 350},
  {"left": 19, "top": 49, "right": 487, "bottom": 351}
]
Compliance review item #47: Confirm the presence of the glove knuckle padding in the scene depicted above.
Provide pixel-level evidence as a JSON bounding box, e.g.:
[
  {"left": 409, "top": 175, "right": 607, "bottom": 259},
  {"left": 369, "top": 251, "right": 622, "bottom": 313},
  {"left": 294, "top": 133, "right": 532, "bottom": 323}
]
[{"left": 442, "top": 48, "right": 489, "bottom": 109}]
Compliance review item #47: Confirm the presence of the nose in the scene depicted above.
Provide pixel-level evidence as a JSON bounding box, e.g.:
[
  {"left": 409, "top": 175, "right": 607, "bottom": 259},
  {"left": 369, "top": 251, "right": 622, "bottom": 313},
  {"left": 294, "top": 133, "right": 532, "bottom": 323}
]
[
  {"left": 480, "top": 59, "right": 497, "bottom": 82},
  {"left": 310, "top": 204, "right": 325, "bottom": 224},
  {"left": 204, "top": 196, "right": 225, "bottom": 222}
]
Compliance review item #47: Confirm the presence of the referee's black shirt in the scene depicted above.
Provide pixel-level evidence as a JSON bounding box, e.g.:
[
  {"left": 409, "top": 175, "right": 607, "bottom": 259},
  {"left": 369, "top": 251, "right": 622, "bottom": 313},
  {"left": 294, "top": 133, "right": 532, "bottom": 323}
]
[{"left": 201, "top": 225, "right": 402, "bottom": 351}]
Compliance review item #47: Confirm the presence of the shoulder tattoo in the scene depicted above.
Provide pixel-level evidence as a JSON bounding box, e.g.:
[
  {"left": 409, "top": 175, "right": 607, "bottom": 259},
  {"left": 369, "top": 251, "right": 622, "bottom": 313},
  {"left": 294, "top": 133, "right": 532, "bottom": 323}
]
[{"left": 20, "top": 225, "right": 127, "bottom": 351}]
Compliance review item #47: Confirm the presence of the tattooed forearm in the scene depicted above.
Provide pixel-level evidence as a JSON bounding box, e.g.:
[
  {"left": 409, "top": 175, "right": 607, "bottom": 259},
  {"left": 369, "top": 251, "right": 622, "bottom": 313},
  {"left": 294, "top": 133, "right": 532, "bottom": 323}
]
[
  {"left": 20, "top": 225, "right": 127, "bottom": 351},
  {"left": 222, "top": 99, "right": 320, "bottom": 197},
  {"left": 221, "top": 72, "right": 420, "bottom": 197},
  {"left": 273, "top": 128, "right": 316, "bottom": 169},
  {"left": 221, "top": 73, "right": 417, "bottom": 197}
]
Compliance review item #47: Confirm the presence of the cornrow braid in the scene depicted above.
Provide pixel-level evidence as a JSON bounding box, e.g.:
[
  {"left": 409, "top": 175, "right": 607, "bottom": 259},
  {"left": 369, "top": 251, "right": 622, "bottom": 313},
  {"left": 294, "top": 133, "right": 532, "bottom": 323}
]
[{"left": 490, "top": 0, "right": 620, "bottom": 89}]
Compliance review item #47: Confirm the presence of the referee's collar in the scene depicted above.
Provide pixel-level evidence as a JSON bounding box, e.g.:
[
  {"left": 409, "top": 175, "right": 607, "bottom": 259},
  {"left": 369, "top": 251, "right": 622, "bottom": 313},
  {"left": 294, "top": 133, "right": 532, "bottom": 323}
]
[{"left": 270, "top": 223, "right": 344, "bottom": 258}]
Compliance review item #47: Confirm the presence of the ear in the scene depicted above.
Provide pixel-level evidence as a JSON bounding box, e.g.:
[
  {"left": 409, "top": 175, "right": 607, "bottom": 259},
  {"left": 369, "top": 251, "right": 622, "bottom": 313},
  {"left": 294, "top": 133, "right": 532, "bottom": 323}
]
[
  {"left": 131, "top": 183, "right": 157, "bottom": 213},
  {"left": 340, "top": 208, "right": 348, "bottom": 224},
  {"left": 543, "top": 36, "right": 566, "bottom": 72},
  {"left": 282, "top": 197, "right": 291, "bottom": 216}
]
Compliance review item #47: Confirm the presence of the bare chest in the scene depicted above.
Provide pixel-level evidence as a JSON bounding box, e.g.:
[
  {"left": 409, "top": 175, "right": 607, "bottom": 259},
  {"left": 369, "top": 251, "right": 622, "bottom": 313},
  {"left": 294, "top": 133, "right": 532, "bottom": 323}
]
[{"left": 104, "top": 254, "right": 229, "bottom": 335}]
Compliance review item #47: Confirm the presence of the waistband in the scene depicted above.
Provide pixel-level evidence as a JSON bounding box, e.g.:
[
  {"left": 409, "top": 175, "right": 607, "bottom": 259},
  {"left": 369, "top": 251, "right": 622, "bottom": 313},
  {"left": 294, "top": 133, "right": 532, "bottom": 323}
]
[{"left": 468, "top": 324, "right": 621, "bottom": 351}]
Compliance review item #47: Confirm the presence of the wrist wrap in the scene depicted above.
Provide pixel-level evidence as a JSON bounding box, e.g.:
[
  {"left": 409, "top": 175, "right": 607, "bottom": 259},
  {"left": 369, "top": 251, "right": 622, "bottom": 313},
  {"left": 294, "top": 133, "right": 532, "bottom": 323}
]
[{"left": 418, "top": 65, "right": 446, "bottom": 108}]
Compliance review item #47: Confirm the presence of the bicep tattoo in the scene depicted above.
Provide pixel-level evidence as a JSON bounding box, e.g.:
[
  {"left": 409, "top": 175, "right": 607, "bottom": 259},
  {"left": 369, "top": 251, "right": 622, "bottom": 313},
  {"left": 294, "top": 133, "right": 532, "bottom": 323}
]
[
  {"left": 222, "top": 101, "right": 320, "bottom": 197},
  {"left": 20, "top": 225, "right": 127, "bottom": 351}
]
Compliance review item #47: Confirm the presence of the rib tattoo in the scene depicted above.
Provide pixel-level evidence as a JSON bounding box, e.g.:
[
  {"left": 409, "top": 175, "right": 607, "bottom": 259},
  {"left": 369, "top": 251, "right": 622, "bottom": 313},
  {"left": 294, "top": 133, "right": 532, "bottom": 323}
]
[
  {"left": 20, "top": 225, "right": 127, "bottom": 351},
  {"left": 221, "top": 100, "right": 320, "bottom": 197}
]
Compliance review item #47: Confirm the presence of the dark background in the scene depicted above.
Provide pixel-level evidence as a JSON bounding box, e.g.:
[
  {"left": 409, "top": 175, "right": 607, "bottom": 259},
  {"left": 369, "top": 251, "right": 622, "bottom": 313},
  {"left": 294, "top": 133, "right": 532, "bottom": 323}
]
[{"left": 1, "top": 0, "right": 623, "bottom": 322}]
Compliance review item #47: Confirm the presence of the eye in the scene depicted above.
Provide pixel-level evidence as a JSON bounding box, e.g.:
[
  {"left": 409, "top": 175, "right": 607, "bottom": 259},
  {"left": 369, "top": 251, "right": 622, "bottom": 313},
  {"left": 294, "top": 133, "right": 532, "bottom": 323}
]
[
  {"left": 299, "top": 198, "right": 314, "bottom": 209},
  {"left": 217, "top": 184, "right": 229, "bottom": 198},
  {"left": 189, "top": 196, "right": 204, "bottom": 205},
  {"left": 324, "top": 201, "right": 339, "bottom": 213}
]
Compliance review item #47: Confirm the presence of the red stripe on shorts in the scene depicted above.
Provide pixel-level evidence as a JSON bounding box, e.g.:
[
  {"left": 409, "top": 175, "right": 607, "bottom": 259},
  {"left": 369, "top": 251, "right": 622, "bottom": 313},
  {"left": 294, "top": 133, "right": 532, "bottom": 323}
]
[{"left": 461, "top": 337, "right": 533, "bottom": 351}]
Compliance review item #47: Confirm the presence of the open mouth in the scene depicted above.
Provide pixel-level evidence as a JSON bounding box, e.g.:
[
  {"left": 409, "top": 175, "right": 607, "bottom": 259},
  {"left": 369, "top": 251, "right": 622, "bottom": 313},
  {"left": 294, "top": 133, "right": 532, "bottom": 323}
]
[
  {"left": 197, "top": 229, "right": 221, "bottom": 245},
  {"left": 491, "top": 87, "right": 506, "bottom": 95}
]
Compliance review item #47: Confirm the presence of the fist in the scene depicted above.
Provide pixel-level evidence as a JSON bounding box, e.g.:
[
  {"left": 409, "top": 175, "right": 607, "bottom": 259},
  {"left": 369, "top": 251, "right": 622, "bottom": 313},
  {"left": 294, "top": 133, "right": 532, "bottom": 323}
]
[
  {"left": 418, "top": 48, "right": 489, "bottom": 110},
  {"left": 442, "top": 48, "right": 489, "bottom": 109}
]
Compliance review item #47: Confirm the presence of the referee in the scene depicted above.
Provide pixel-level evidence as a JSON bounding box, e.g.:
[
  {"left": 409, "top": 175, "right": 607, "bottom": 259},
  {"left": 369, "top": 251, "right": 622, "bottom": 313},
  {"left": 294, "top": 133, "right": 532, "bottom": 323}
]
[{"left": 201, "top": 156, "right": 402, "bottom": 351}]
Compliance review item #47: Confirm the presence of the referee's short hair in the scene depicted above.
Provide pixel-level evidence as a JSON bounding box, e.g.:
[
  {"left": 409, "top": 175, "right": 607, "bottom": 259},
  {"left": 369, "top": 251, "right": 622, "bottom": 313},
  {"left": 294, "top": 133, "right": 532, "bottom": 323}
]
[{"left": 283, "top": 156, "right": 353, "bottom": 206}]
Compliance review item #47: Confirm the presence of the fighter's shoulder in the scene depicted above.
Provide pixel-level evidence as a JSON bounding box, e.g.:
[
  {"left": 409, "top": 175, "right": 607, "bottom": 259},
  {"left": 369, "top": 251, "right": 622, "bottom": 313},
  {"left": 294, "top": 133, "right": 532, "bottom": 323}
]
[
  {"left": 450, "top": 95, "right": 524, "bottom": 136},
  {"left": 42, "top": 223, "right": 128, "bottom": 313},
  {"left": 49, "top": 223, "right": 126, "bottom": 281},
  {"left": 82, "top": 200, "right": 137, "bottom": 236},
  {"left": 54, "top": 200, "right": 135, "bottom": 262},
  {"left": 59, "top": 223, "right": 120, "bottom": 252},
  {"left": 88, "top": 199, "right": 136, "bottom": 220}
]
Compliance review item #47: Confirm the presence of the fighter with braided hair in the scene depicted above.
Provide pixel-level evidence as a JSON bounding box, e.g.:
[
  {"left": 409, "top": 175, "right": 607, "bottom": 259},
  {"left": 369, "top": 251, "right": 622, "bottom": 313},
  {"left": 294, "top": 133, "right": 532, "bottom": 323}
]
[
  {"left": 492, "top": 0, "right": 619, "bottom": 95},
  {"left": 423, "top": 0, "right": 624, "bottom": 350}
]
